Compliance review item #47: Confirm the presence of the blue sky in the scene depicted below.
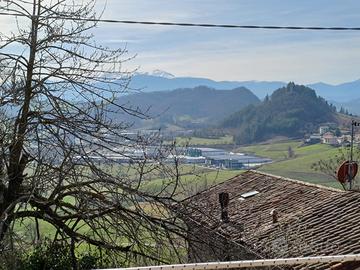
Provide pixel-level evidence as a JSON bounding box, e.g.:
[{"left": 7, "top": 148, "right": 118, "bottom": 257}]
[
  {"left": 1, "top": 1, "right": 359, "bottom": 84},
  {"left": 90, "top": 0, "right": 360, "bottom": 84}
]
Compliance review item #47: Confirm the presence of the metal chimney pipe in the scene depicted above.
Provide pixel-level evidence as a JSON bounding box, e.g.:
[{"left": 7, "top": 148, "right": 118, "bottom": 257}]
[{"left": 219, "top": 192, "right": 230, "bottom": 223}]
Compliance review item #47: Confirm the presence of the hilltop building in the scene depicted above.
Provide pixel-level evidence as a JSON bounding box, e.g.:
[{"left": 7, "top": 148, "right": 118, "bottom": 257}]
[{"left": 179, "top": 171, "right": 360, "bottom": 270}]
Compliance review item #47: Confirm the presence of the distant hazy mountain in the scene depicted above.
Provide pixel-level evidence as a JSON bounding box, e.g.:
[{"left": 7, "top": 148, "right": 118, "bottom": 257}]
[
  {"left": 112, "top": 86, "right": 260, "bottom": 129},
  {"left": 221, "top": 83, "right": 338, "bottom": 144},
  {"left": 129, "top": 73, "right": 285, "bottom": 99},
  {"left": 307, "top": 80, "right": 360, "bottom": 102},
  {"left": 128, "top": 72, "right": 360, "bottom": 114}
]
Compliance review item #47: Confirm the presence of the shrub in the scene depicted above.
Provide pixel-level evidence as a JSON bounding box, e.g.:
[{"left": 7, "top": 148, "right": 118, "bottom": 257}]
[{"left": 17, "top": 241, "right": 98, "bottom": 270}]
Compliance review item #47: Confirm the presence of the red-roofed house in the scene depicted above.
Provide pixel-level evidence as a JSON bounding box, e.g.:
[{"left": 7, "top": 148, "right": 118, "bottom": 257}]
[{"left": 178, "top": 171, "right": 360, "bottom": 270}]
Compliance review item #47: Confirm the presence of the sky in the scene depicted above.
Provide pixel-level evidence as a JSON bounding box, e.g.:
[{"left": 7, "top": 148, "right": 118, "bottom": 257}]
[
  {"left": 90, "top": 0, "right": 360, "bottom": 84},
  {"left": 1, "top": 0, "right": 360, "bottom": 84}
]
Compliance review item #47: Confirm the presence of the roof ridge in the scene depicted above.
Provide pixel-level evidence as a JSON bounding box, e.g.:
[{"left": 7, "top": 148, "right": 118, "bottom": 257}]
[{"left": 251, "top": 170, "right": 343, "bottom": 193}]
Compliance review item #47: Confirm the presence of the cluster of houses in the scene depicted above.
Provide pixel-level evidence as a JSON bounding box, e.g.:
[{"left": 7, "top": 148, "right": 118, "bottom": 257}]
[{"left": 305, "top": 124, "right": 359, "bottom": 147}]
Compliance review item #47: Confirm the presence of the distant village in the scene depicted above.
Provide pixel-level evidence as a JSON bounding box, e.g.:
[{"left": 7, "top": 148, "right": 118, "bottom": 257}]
[{"left": 305, "top": 124, "right": 359, "bottom": 147}]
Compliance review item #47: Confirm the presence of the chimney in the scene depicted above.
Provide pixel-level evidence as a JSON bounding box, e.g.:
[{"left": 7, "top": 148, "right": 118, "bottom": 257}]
[
  {"left": 270, "top": 209, "right": 278, "bottom": 224},
  {"left": 219, "top": 192, "right": 230, "bottom": 223}
]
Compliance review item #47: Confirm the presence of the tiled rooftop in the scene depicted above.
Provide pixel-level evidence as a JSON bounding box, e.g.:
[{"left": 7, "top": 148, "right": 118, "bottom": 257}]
[{"left": 181, "top": 170, "right": 360, "bottom": 270}]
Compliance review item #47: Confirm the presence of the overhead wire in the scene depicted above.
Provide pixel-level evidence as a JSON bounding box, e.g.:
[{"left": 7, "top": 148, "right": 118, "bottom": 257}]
[{"left": 0, "top": 11, "right": 359, "bottom": 31}]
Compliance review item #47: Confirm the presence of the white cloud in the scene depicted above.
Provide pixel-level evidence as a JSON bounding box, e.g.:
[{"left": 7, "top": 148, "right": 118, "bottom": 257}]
[
  {"left": 1, "top": 0, "right": 360, "bottom": 84},
  {"left": 131, "top": 34, "right": 360, "bottom": 84}
]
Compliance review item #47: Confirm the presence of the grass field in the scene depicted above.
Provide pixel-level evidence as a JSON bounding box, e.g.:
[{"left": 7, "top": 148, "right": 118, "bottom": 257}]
[
  {"left": 142, "top": 167, "right": 242, "bottom": 199},
  {"left": 238, "top": 140, "right": 303, "bottom": 160},
  {"left": 173, "top": 135, "right": 234, "bottom": 146},
  {"left": 15, "top": 164, "right": 242, "bottom": 241},
  {"left": 101, "top": 163, "right": 214, "bottom": 181},
  {"left": 238, "top": 140, "right": 344, "bottom": 189}
]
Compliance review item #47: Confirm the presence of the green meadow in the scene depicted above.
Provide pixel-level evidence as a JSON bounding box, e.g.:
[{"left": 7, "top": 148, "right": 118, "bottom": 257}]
[
  {"left": 238, "top": 140, "right": 344, "bottom": 189},
  {"left": 172, "top": 135, "right": 234, "bottom": 146}
]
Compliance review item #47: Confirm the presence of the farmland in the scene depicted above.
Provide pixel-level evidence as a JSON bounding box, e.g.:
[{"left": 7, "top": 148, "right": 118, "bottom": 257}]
[
  {"left": 15, "top": 164, "right": 242, "bottom": 239},
  {"left": 237, "top": 140, "right": 344, "bottom": 189},
  {"left": 172, "top": 135, "right": 234, "bottom": 146}
]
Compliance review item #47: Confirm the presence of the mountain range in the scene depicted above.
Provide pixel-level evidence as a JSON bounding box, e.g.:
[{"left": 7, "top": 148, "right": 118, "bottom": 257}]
[
  {"left": 130, "top": 73, "right": 285, "bottom": 99},
  {"left": 129, "top": 72, "right": 360, "bottom": 114}
]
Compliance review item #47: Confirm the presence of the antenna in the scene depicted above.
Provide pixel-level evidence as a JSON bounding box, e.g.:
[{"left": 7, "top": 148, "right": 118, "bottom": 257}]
[{"left": 350, "top": 121, "right": 360, "bottom": 189}]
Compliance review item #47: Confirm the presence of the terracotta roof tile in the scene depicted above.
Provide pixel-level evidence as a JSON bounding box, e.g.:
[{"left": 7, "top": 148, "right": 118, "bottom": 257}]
[{"left": 182, "top": 170, "right": 360, "bottom": 270}]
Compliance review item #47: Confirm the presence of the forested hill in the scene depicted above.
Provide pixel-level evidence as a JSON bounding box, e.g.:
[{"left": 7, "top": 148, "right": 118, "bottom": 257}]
[
  {"left": 113, "top": 86, "right": 260, "bottom": 128},
  {"left": 221, "top": 83, "right": 337, "bottom": 144}
]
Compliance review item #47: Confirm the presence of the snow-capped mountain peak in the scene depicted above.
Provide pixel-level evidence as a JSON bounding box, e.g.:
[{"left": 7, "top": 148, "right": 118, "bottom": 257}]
[
  {"left": 136, "top": 69, "right": 175, "bottom": 79},
  {"left": 150, "top": 69, "right": 175, "bottom": 79}
]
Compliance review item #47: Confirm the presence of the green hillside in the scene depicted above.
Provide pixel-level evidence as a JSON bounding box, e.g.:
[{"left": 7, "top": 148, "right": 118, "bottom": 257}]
[
  {"left": 222, "top": 83, "right": 337, "bottom": 144},
  {"left": 173, "top": 135, "right": 234, "bottom": 146},
  {"left": 237, "top": 140, "right": 343, "bottom": 189},
  {"left": 112, "top": 86, "right": 260, "bottom": 128}
]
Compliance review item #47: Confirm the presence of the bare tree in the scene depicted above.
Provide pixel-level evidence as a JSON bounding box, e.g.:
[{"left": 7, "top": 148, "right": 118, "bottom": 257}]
[
  {"left": 0, "top": 0, "right": 187, "bottom": 268},
  {"left": 311, "top": 146, "right": 360, "bottom": 190}
]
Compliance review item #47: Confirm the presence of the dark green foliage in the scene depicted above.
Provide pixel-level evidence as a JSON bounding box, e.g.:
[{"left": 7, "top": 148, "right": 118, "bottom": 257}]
[
  {"left": 339, "top": 106, "right": 351, "bottom": 116},
  {"left": 78, "top": 255, "right": 99, "bottom": 270},
  {"left": 111, "top": 86, "right": 260, "bottom": 128},
  {"left": 192, "top": 128, "right": 227, "bottom": 139},
  {"left": 222, "top": 83, "right": 336, "bottom": 144},
  {"left": 17, "top": 242, "right": 98, "bottom": 270},
  {"left": 18, "top": 242, "right": 71, "bottom": 270},
  {"left": 334, "top": 128, "right": 342, "bottom": 137}
]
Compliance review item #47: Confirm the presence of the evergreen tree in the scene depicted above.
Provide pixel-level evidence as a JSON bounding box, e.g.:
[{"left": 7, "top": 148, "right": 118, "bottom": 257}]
[{"left": 222, "top": 83, "right": 336, "bottom": 144}]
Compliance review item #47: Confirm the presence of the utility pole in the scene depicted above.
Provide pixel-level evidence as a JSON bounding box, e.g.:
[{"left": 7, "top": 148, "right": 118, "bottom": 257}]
[{"left": 349, "top": 120, "right": 360, "bottom": 189}]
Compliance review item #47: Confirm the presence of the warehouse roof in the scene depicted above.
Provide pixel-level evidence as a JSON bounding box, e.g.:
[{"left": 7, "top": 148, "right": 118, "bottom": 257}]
[{"left": 206, "top": 154, "right": 271, "bottom": 163}]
